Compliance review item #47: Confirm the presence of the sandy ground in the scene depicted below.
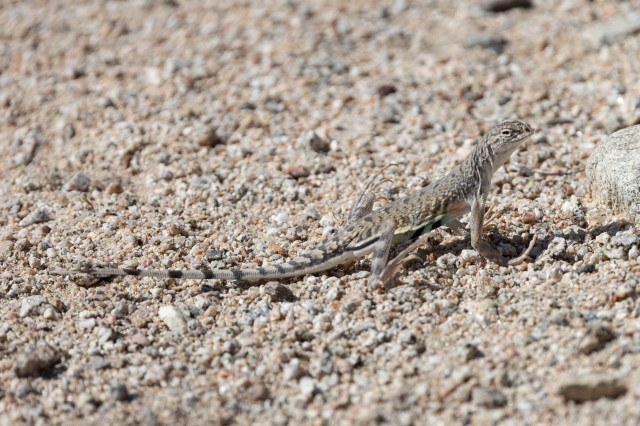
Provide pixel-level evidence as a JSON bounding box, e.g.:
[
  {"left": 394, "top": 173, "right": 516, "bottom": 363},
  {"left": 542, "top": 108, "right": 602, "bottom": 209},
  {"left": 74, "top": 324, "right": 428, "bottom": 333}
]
[{"left": 1, "top": 0, "right": 640, "bottom": 424}]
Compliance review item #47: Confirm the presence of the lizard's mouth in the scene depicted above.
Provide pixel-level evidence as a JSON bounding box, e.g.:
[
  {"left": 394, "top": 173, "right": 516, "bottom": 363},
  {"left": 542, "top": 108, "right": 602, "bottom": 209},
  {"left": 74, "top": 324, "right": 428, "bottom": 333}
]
[{"left": 516, "top": 130, "right": 535, "bottom": 144}]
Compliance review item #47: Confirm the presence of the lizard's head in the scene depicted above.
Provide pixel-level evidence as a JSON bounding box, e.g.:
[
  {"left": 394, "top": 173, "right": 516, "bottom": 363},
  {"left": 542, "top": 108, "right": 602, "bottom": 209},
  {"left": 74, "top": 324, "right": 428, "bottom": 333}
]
[{"left": 485, "top": 120, "right": 535, "bottom": 163}]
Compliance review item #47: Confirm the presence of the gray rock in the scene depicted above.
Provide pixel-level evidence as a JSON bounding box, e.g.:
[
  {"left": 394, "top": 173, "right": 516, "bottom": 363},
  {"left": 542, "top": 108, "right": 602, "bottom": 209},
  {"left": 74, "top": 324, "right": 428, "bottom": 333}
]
[
  {"left": 463, "top": 33, "right": 507, "bottom": 53},
  {"left": 143, "top": 364, "right": 169, "bottom": 386},
  {"left": 0, "top": 241, "right": 13, "bottom": 260},
  {"left": 584, "top": 14, "right": 640, "bottom": 48},
  {"left": 464, "top": 343, "right": 485, "bottom": 362},
  {"left": 606, "top": 233, "right": 639, "bottom": 260},
  {"left": 64, "top": 172, "right": 91, "bottom": 192},
  {"left": 110, "top": 383, "right": 130, "bottom": 402},
  {"left": 78, "top": 318, "right": 96, "bottom": 330},
  {"left": 299, "top": 376, "right": 317, "bottom": 399},
  {"left": 194, "top": 125, "right": 227, "bottom": 147},
  {"left": 96, "top": 326, "right": 115, "bottom": 344},
  {"left": 378, "top": 102, "right": 400, "bottom": 123},
  {"left": 472, "top": 386, "right": 507, "bottom": 408},
  {"left": 283, "top": 358, "right": 303, "bottom": 382},
  {"left": 111, "top": 301, "right": 129, "bottom": 318},
  {"left": 578, "top": 324, "right": 615, "bottom": 355},
  {"left": 557, "top": 372, "right": 627, "bottom": 402},
  {"left": 89, "top": 356, "right": 111, "bottom": 370},
  {"left": 19, "top": 295, "right": 46, "bottom": 318},
  {"left": 19, "top": 207, "right": 51, "bottom": 227},
  {"left": 587, "top": 125, "right": 640, "bottom": 223},
  {"left": 481, "top": 0, "right": 532, "bottom": 13},
  {"left": 262, "top": 281, "right": 295, "bottom": 302},
  {"left": 14, "top": 380, "right": 34, "bottom": 398},
  {"left": 297, "top": 130, "right": 330, "bottom": 153},
  {"left": 14, "top": 342, "right": 62, "bottom": 377}
]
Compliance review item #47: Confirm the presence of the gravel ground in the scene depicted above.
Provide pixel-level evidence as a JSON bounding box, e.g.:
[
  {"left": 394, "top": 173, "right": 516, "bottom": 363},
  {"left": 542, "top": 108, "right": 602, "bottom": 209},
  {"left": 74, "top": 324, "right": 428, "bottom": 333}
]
[{"left": 2, "top": 0, "right": 640, "bottom": 424}]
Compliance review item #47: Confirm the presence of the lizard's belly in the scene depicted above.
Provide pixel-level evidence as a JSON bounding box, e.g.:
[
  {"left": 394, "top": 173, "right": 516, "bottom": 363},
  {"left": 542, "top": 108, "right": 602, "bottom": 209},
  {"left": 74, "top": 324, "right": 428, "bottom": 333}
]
[{"left": 392, "top": 202, "right": 469, "bottom": 244}]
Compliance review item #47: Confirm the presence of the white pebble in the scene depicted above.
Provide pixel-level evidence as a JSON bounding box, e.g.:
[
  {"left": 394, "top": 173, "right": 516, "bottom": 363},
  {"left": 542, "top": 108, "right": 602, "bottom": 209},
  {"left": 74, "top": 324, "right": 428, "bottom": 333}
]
[
  {"left": 272, "top": 212, "right": 289, "bottom": 225},
  {"left": 158, "top": 305, "right": 188, "bottom": 333},
  {"left": 19, "top": 295, "right": 46, "bottom": 318}
]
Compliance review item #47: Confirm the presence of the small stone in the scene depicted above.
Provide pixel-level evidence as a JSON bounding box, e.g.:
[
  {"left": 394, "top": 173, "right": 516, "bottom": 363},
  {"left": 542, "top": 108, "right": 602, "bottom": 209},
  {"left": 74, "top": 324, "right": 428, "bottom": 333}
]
[
  {"left": 42, "top": 306, "right": 57, "bottom": 320},
  {"left": 239, "top": 101, "right": 257, "bottom": 110},
  {"left": 143, "top": 364, "right": 168, "bottom": 385},
  {"left": 167, "top": 223, "right": 184, "bottom": 236},
  {"left": 283, "top": 164, "right": 311, "bottom": 179},
  {"left": 481, "top": 0, "right": 532, "bottom": 13},
  {"left": 111, "top": 301, "right": 128, "bottom": 318},
  {"left": 202, "top": 306, "right": 218, "bottom": 318},
  {"left": 283, "top": 358, "right": 303, "bottom": 382},
  {"left": 194, "top": 125, "right": 226, "bottom": 147},
  {"left": 76, "top": 318, "right": 95, "bottom": 330},
  {"left": 464, "top": 343, "right": 485, "bottom": 362},
  {"left": 472, "top": 386, "right": 508, "bottom": 408},
  {"left": 299, "top": 376, "right": 317, "bottom": 399},
  {"left": 105, "top": 182, "right": 123, "bottom": 194},
  {"left": 584, "top": 14, "right": 640, "bottom": 48},
  {"left": 341, "top": 291, "right": 365, "bottom": 314},
  {"left": 14, "top": 342, "right": 62, "bottom": 377},
  {"left": 64, "top": 172, "right": 91, "bottom": 192},
  {"left": 376, "top": 84, "right": 397, "bottom": 98},
  {"left": 612, "top": 284, "right": 635, "bottom": 302},
  {"left": 557, "top": 372, "right": 627, "bottom": 402},
  {"left": 606, "top": 233, "right": 640, "bottom": 260},
  {"left": 128, "top": 332, "right": 150, "bottom": 347},
  {"left": 14, "top": 380, "right": 33, "bottom": 398},
  {"left": 577, "top": 263, "right": 595, "bottom": 274},
  {"left": 19, "top": 295, "right": 46, "bottom": 318},
  {"left": 158, "top": 305, "right": 188, "bottom": 333},
  {"left": 19, "top": 207, "right": 51, "bottom": 227},
  {"left": 262, "top": 281, "right": 295, "bottom": 302},
  {"left": 463, "top": 33, "right": 507, "bottom": 53},
  {"left": 96, "top": 326, "right": 115, "bottom": 344},
  {"left": 242, "top": 383, "right": 270, "bottom": 402},
  {"left": 587, "top": 125, "right": 640, "bottom": 222},
  {"left": 63, "top": 122, "right": 76, "bottom": 139},
  {"left": 578, "top": 324, "right": 615, "bottom": 355},
  {"left": 297, "top": 131, "right": 330, "bottom": 153},
  {"left": 110, "top": 383, "right": 130, "bottom": 402},
  {"left": 130, "top": 307, "right": 151, "bottom": 328},
  {"left": 521, "top": 211, "right": 536, "bottom": 225},
  {"left": 145, "top": 67, "right": 163, "bottom": 86},
  {"left": 0, "top": 241, "right": 14, "bottom": 260},
  {"left": 272, "top": 212, "right": 289, "bottom": 225},
  {"left": 377, "top": 101, "right": 400, "bottom": 124},
  {"left": 28, "top": 255, "right": 41, "bottom": 268},
  {"left": 89, "top": 356, "right": 111, "bottom": 370}
]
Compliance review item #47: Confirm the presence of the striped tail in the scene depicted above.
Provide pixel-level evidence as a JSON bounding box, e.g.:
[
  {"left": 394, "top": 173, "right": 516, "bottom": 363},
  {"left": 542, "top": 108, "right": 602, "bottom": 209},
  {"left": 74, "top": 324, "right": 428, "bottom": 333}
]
[{"left": 50, "top": 247, "right": 365, "bottom": 282}]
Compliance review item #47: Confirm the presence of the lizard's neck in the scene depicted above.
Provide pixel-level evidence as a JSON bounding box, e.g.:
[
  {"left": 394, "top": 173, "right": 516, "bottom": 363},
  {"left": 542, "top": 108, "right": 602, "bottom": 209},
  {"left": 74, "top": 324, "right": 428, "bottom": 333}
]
[{"left": 466, "top": 143, "right": 496, "bottom": 177}]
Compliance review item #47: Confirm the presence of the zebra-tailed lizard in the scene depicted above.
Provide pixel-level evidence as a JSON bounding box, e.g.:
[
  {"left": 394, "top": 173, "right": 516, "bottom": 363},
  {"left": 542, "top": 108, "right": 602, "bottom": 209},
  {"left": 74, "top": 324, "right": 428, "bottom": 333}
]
[{"left": 52, "top": 120, "right": 538, "bottom": 289}]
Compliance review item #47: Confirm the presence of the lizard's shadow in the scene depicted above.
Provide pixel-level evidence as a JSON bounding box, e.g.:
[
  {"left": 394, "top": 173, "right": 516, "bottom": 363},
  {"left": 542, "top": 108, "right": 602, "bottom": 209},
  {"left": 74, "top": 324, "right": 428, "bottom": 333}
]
[{"left": 589, "top": 220, "right": 633, "bottom": 239}]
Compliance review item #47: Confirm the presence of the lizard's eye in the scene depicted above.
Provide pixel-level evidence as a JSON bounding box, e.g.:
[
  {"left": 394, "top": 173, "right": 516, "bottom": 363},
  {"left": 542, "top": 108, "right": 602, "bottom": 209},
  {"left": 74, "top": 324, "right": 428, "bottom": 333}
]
[{"left": 501, "top": 129, "right": 512, "bottom": 137}]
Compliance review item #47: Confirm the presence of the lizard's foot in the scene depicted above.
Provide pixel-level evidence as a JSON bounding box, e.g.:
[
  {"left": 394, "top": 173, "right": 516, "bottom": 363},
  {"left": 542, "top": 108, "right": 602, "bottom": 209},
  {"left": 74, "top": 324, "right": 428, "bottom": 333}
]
[
  {"left": 377, "top": 254, "right": 421, "bottom": 289},
  {"left": 446, "top": 206, "right": 497, "bottom": 236},
  {"left": 474, "top": 233, "right": 538, "bottom": 267}
]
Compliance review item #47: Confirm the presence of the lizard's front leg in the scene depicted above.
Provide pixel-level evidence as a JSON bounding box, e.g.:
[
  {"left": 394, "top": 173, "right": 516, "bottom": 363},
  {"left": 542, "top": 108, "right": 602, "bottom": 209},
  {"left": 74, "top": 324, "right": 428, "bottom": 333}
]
[
  {"left": 367, "top": 220, "right": 397, "bottom": 289},
  {"left": 469, "top": 197, "right": 536, "bottom": 266}
]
